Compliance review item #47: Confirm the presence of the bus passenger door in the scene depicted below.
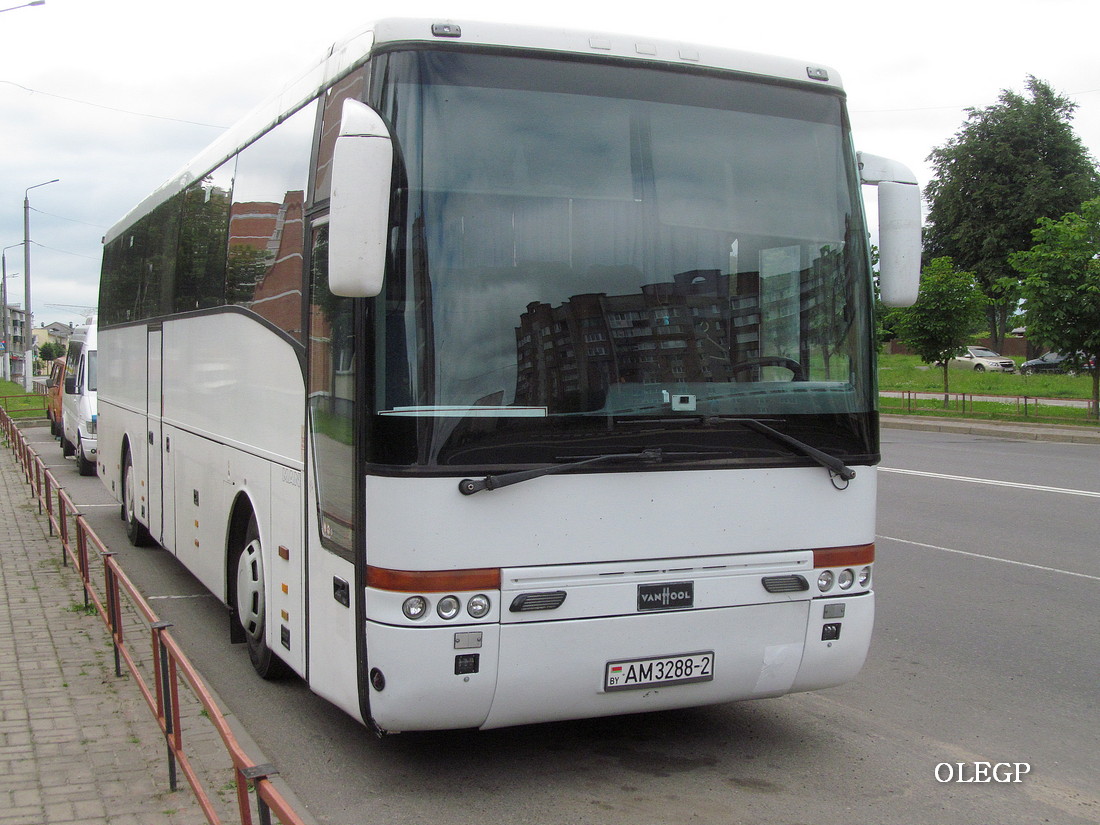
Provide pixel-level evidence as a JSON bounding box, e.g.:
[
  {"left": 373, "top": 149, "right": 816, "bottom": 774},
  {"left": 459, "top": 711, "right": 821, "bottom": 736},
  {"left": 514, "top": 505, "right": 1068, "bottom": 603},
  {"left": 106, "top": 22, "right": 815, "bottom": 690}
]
[
  {"left": 146, "top": 327, "right": 166, "bottom": 545},
  {"left": 305, "top": 219, "right": 366, "bottom": 718}
]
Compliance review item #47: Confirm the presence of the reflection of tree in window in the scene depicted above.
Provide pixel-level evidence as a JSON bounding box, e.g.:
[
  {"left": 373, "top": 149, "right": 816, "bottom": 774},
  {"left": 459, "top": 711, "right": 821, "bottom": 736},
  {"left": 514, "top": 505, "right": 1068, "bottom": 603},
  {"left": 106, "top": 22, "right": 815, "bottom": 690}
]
[
  {"left": 227, "top": 243, "right": 273, "bottom": 304},
  {"left": 176, "top": 178, "right": 230, "bottom": 312}
]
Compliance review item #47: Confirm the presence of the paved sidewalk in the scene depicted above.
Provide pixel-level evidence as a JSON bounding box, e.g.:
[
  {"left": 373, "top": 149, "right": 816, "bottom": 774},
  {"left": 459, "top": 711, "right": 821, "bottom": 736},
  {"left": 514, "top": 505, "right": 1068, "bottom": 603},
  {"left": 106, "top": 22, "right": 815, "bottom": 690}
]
[{"left": 0, "top": 439, "right": 205, "bottom": 824}]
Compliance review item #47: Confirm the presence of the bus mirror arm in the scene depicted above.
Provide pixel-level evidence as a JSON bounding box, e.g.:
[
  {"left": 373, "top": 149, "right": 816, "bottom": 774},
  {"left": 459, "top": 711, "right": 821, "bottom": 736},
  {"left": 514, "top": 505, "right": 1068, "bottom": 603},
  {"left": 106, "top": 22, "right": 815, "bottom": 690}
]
[
  {"left": 857, "top": 151, "right": 922, "bottom": 308},
  {"left": 329, "top": 99, "right": 394, "bottom": 298}
]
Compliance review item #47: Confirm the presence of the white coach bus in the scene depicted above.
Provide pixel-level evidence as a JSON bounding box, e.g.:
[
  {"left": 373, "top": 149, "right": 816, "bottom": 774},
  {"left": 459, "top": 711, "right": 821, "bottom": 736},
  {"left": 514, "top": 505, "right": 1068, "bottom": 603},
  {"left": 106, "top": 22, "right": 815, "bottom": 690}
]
[{"left": 97, "top": 18, "right": 920, "bottom": 732}]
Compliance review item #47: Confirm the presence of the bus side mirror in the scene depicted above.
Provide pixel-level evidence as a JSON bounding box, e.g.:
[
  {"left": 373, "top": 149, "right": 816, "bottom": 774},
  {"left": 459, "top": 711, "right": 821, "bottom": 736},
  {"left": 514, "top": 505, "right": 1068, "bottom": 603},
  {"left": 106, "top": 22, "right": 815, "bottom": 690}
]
[
  {"left": 329, "top": 100, "right": 394, "bottom": 298},
  {"left": 858, "top": 152, "right": 922, "bottom": 307},
  {"left": 64, "top": 376, "right": 77, "bottom": 394}
]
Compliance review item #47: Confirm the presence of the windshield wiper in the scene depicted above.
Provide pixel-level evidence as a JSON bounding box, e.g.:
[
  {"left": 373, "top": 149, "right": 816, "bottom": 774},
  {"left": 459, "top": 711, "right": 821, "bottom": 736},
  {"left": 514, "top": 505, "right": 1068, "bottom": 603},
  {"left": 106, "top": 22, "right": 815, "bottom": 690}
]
[
  {"left": 612, "top": 414, "right": 856, "bottom": 482},
  {"left": 458, "top": 420, "right": 854, "bottom": 495},
  {"left": 458, "top": 448, "right": 666, "bottom": 495},
  {"left": 710, "top": 417, "right": 855, "bottom": 483}
]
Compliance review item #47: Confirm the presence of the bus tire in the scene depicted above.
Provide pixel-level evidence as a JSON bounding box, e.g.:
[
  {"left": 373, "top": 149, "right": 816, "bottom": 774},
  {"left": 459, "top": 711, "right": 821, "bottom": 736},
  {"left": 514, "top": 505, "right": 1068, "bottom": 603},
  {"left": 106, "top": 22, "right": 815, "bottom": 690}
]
[
  {"left": 122, "top": 448, "right": 153, "bottom": 546},
  {"left": 62, "top": 435, "right": 75, "bottom": 457},
  {"left": 234, "top": 514, "right": 288, "bottom": 680}
]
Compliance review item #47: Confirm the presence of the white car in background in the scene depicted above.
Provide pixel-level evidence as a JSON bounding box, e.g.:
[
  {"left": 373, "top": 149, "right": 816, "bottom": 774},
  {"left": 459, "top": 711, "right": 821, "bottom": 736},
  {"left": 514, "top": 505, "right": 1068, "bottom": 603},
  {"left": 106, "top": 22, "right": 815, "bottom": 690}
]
[
  {"left": 61, "top": 319, "right": 98, "bottom": 476},
  {"left": 948, "top": 346, "right": 1016, "bottom": 373}
]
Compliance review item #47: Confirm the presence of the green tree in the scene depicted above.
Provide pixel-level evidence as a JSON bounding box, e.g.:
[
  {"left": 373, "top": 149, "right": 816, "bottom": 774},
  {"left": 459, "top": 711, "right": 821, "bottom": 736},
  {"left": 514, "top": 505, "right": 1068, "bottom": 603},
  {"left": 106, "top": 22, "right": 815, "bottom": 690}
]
[
  {"left": 1010, "top": 197, "right": 1100, "bottom": 418},
  {"left": 924, "top": 76, "right": 1100, "bottom": 351},
  {"left": 38, "top": 341, "right": 61, "bottom": 362},
  {"left": 895, "top": 257, "right": 987, "bottom": 407}
]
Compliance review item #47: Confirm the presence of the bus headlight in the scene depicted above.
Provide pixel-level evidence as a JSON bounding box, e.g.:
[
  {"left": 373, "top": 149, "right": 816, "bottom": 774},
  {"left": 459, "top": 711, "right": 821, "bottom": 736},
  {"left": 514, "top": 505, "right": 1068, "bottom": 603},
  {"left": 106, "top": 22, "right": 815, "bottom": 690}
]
[
  {"left": 437, "top": 595, "right": 461, "bottom": 620},
  {"left": 402, "top": 596, "right": 428, "bottom": 620},
  {"left": 858, "top": 566, "right": 872, "bottom": 587},
  {"left": 467, "top": 594, "right": 491, "bottom": 618},
  {"left": 838, "top": 568, "right": 855, "bottom": 590},
  {"left": 817, "top": 570, "right": 835, "bottom": 592}
]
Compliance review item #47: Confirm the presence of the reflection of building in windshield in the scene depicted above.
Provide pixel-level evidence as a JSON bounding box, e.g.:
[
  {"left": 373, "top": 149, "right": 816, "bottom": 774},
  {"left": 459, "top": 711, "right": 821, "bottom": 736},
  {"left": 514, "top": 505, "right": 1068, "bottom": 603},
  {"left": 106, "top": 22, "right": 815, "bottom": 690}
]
[
  {"left": 515, "top": 269, "right": 750, "bottom": 410},
  {"left": 514, "top": 251, "right": 845, "bottom": 411}
]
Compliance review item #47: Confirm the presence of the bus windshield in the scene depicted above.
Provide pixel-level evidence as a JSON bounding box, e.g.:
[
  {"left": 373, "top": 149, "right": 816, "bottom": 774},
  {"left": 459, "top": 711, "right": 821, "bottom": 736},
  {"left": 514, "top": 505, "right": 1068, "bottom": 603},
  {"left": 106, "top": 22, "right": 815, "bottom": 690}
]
[{"left": 369, "top": 49, "right": 874, "bottom": 468}]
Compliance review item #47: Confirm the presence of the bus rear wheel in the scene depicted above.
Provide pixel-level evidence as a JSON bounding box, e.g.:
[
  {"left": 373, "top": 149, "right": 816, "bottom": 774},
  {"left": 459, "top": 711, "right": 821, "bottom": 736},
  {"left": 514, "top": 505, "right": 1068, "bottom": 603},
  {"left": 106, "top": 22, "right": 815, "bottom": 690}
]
[
  {"left": 234, "top": 515, "right": 288, "bottom": 679},
  {"left": 122, "top": 449, "right": 153, "bottom": 546}
]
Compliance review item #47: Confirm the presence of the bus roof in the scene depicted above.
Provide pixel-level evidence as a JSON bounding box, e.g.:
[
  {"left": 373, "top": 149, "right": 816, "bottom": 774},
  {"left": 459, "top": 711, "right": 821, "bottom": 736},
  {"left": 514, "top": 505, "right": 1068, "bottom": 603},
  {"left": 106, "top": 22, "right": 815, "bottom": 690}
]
[{"left": 104, "top": 17, "right": 842, "bottom": 245}]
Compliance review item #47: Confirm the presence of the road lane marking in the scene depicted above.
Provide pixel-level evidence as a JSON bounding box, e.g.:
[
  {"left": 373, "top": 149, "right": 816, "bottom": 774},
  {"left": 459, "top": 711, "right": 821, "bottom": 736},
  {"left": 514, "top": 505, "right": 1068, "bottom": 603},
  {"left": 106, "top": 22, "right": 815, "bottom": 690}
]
[
  {"left": 880, "top": 466, "right": 1100, "bottom": 499},
  {"left": 877, "top": 535, "right": 1100, "bottom": 582}
]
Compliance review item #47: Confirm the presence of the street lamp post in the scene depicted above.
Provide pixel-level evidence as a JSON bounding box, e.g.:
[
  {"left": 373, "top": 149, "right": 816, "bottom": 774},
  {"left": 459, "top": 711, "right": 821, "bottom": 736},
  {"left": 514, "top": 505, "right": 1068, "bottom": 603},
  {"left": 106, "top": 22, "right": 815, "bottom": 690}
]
[
  {"left": 23, "top": 178, "right": 58, "bottom": 390},
  {"left": 0, "top": 1, "right": 46, "bottom": 13}
]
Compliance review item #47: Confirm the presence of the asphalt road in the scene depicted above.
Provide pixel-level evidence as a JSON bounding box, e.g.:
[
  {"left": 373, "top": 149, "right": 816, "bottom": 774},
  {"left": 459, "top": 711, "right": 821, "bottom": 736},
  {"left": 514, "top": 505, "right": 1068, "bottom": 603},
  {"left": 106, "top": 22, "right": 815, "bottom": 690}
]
[{"left": 27, "top": 424, "right": 1100, "bottom": 825}]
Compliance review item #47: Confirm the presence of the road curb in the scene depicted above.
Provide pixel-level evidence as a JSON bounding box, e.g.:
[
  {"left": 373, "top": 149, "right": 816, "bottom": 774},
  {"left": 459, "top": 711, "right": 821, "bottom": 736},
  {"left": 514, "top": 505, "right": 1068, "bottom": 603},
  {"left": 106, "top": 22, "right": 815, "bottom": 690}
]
[{"left": 880, "top": 414, "right": 1100, "bottom": 445}]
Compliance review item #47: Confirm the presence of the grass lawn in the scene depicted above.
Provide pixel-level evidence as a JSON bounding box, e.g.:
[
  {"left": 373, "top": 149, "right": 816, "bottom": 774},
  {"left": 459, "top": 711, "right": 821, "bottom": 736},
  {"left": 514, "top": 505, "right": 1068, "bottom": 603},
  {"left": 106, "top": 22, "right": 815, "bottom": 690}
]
[
  {"left": 877, "top": 354, "right": 1099, "bottom": 425},
  {"left": 0, "top": 379, "right": 47, "bottom": 419},
  {"left": 878, "top": 354, "right": 1095, "bottom": 399}
]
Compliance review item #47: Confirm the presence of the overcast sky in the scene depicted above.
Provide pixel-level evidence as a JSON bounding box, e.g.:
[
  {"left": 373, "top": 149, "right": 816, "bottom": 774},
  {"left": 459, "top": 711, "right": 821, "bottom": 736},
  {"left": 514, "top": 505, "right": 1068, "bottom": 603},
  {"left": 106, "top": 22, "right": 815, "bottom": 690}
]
[{"left": 2, "top": 0, "right": 1097, "bottom": 325}]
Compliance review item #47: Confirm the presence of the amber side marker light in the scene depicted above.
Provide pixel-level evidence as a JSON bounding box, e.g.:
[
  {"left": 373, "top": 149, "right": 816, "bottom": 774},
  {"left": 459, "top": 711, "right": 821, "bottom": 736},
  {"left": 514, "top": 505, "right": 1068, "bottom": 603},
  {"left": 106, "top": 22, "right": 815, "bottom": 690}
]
[
  {"left": 813, "top": 544, "right": 874, "bottom": 568},
  {"left": 366, "top": 566, "right": 502, "bottom": 593}
]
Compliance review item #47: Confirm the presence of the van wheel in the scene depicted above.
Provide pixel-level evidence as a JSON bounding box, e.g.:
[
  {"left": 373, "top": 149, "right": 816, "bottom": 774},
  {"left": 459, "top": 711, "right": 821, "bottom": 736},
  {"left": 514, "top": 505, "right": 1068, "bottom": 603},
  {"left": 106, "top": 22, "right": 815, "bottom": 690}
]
[
  {"left": 122, "top": 450, "right": 153, "bottom": 546},
  {"left": 234, "top": 515, "right": 288, "bottom": 679},
  {"left": 77, "top": 437, "right": 96, "bottom": 476}
]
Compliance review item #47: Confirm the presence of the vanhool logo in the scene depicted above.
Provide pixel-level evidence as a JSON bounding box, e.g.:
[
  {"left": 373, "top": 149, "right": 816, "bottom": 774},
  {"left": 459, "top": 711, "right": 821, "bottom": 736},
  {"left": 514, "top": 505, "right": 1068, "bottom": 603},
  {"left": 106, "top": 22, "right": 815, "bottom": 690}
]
[{"left": 637, "top": 582, "right": 694, "bottom": 611}]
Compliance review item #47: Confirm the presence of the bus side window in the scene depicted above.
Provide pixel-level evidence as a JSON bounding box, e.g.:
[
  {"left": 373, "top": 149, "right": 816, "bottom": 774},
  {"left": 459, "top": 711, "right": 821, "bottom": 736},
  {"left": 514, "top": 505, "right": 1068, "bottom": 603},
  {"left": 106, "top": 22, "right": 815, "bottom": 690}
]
[
  {"left": 306, "top": 222, "right": 357, "bottom": 558},
  {"left": 313, "top": 66, "right": 368, "bottom": 204},
  {"left": 228, "top": 100, "right": 318, "bottom": 342}
]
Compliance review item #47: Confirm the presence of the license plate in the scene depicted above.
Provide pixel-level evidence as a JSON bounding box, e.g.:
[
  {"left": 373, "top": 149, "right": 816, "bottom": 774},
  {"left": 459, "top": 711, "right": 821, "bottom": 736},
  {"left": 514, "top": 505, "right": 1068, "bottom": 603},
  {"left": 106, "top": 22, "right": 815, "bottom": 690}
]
[{"left": 604, "top": 651, "right": 715, "bottom": 692}]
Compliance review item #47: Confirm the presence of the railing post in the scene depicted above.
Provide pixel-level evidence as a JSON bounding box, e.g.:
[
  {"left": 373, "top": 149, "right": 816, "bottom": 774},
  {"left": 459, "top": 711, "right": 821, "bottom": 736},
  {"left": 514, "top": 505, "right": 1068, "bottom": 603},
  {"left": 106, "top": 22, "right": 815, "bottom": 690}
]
[
  {"left": 78, "top": 519, "right": 92, "bottom": 610},
  {"left": 59, "top": 494, "right": 69, "bottom": 568},
  {"left": 34, "top": 460, "right": 43, "bottom": 514},
  {"left": 241, "top": 764, "right": 279, "bottom": 825},
  {"left": 151, "top": 621, "right": 178, "bottom": 793},
  {"left": 44, "top": 473, "right": 53, "bottom": 534},
  {"left": 103, "top": 552, "right": 122, "bottom": 677}
]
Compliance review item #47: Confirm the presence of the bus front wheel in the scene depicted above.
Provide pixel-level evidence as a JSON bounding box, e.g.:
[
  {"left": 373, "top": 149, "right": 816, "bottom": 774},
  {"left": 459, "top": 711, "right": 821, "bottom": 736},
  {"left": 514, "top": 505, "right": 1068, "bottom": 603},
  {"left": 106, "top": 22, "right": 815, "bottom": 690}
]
[{"left": 234, "top": 515, "right": 288, "bottom": 680}]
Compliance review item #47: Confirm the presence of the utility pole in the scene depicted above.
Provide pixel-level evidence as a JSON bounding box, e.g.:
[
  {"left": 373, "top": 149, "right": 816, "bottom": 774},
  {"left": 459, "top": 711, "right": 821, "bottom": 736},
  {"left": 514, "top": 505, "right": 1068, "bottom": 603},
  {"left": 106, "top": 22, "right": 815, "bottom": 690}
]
[{"left": 23, "top": 179, "right": 58, "bottom": 390}]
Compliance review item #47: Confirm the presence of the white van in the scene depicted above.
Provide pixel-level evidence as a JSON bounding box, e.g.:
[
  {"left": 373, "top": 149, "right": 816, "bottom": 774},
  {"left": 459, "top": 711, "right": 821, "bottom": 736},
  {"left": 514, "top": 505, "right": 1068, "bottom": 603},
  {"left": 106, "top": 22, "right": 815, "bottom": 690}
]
[{"left": 62, "top": 319, "right": 98, "bottom": 476}]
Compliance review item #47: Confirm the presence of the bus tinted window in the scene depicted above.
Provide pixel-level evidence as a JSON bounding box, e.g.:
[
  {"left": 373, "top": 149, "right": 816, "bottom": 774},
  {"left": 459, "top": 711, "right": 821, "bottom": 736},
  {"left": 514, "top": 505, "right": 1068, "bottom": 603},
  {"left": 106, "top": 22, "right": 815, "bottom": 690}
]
[
  {"left": 176, "top": 161, "right": 234, "bottom": 313},
  {"left": 229, "top": 100, "right": 316, "bottom": 342}
]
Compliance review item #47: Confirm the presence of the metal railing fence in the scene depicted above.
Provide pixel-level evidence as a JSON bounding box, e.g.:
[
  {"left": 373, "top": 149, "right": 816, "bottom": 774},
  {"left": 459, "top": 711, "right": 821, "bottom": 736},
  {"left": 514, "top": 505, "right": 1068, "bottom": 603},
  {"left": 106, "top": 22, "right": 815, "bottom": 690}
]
[
  {"left": 0, "top": 408, "right": 308, "bottom": 825},
  {"left": 880, "top": 391, "right": 1099, "bottom": 424}
]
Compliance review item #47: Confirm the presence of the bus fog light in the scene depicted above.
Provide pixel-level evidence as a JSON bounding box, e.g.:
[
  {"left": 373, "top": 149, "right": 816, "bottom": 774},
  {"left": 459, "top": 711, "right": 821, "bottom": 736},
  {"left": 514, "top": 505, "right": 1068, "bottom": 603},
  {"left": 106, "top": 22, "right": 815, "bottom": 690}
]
[
  {"left": 838, "top": 569, "right": 855, "bottom": 590},
  {"left": 467, "top": 594, "right": 491, "bottom": 618},
  {"left": 817, "top": 570, "right": 834, "bottom": 592},
  {"left": 402, "top": 596, "right": 428, "bottom": 620},
  {"left": 859, "top": 566, "right": 871, "bottom": 587},
  {"left": 437, "top": 595, "right": 461, "bottom": 620}
]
